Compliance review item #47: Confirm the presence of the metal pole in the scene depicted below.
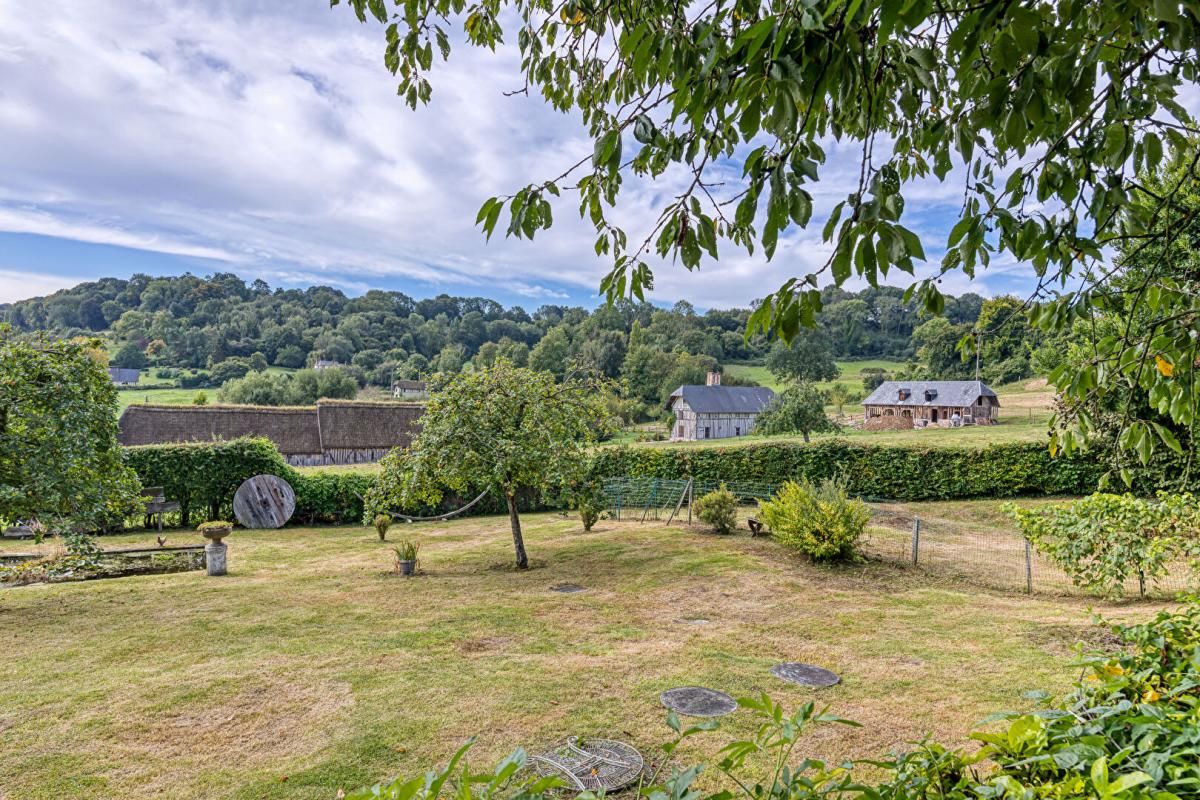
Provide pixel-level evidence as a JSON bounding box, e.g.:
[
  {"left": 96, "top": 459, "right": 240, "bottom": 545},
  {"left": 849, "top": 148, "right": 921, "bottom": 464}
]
[
  {"left": 910, "top": 518, "right": 921, "bottom": 565},
  {"left": 1024, "top": 539, "right": 1033, "bottom": 594},
  {"left": 687, "top": 481, "right": 693, "bottom": 525}
]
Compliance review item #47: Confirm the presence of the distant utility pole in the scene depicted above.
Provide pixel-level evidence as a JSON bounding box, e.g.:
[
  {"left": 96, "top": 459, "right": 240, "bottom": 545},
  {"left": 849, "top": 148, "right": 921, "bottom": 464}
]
[{"left": 975, "top": 332, "right": 981, "bottom": 381}]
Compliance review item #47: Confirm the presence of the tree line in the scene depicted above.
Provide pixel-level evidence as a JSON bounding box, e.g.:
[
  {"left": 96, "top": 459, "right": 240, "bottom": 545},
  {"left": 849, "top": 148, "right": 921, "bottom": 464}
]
[{"left": 3, "top": 272, "right": 1061, "bottom": 413}]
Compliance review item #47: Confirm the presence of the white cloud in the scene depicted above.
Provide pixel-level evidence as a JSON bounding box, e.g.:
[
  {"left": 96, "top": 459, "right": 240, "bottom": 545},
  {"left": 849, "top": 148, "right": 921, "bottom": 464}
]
[
  {"left": 0, "top": 268, "right": 78, "bottom": 303},
  {"left": 0, "top": 0, "right": 1029, "bottom": 308}
]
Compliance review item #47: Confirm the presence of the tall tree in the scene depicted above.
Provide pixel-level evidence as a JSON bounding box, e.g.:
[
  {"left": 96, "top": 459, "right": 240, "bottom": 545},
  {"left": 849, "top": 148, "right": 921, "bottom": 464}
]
[
  {"left": 755, "top": 383, "right": 836, "bottom": 442},
  {"left": 0, "top": 329, "right": 142, "bottom": 532},
  {"left": 372, "top": 362, "right": 610, "bottom": 568},
  {"left": 339, "top": 0, "right": 1200, "bottom": 463},
  {"left": 766, "top": 329, "right": 839, "bottom": 383}
]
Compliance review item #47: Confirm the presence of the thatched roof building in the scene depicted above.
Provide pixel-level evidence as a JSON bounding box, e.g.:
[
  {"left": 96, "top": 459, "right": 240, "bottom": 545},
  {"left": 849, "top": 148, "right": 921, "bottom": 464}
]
[{"left": 118, "top": 400, "right": 423, "bottom": 466}]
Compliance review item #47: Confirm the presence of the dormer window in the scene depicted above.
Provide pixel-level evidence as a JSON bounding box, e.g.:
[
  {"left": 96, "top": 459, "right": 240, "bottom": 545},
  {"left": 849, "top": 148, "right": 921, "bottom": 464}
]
[
  {"left": 898, "top": 387, "right": 911, "bottom": 401},
  {"left": 924, "top": 389, "right": 938, "bottom": 401}
]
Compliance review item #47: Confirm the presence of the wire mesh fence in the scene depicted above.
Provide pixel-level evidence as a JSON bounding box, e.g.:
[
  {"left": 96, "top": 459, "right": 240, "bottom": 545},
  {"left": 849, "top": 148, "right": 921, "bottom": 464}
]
[
  {"left": 601, "top": 477, "right": 778, "bottom": 523},
  {"left": 863, "top": 505, "right": 1196, "bottom": 599},
  {"left": 601, "top": 476, "right": 1197, "bottom": 600}
]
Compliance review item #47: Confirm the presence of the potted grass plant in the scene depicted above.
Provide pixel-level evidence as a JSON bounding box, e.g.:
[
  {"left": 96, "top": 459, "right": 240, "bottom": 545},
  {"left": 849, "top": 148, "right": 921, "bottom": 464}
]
[{"left": 393, "top": 540, "right": 419, "bottom": 576}]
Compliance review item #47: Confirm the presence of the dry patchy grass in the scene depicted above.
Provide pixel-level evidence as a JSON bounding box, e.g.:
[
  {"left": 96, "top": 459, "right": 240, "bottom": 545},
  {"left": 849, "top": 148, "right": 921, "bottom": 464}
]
[{"left": 0, "top": 513, "right": 1173, "bottom": 799}]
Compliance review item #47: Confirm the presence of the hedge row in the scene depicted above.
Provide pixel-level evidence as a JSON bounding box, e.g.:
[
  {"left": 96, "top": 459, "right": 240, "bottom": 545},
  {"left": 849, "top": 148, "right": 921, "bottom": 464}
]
[
  {"left": 121, "top": 438, "right": 549, "bottom": 528},
  {"left": 123, "top": 438, "right": 294, "bottom": 526},
  {"left": 122, "top": 438, "right": 1103, "bottom": 528},
  {"left": 589, "top": 440, "right": 1102, "bottom": 501}
]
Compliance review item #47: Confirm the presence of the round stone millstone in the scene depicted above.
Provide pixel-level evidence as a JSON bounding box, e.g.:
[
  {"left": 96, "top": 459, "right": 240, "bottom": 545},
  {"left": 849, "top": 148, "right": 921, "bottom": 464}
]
[
  {"left": 660, "top": 686, "right": 738, "bottom": 717},
  {"left": 770, "top": 663, "right": 840, "bottom": 688}
]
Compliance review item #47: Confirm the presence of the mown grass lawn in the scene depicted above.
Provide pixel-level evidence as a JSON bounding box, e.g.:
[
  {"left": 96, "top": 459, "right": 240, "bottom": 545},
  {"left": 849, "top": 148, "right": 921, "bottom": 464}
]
[{"left": 0, "top": 513, "right": 1164, "bottom": 799}]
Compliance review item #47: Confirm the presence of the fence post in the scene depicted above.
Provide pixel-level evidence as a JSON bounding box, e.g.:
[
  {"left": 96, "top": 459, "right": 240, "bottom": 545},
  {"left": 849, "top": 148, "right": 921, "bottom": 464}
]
[
  {"left": 1024, "top": 538, "right": 1033, "bottom": 594},
  {"left": 687, "top": 481, "right": 693, "bottom": 525},
  {"left": 910, "top": 518, "right": 921, "bottom": 565}
]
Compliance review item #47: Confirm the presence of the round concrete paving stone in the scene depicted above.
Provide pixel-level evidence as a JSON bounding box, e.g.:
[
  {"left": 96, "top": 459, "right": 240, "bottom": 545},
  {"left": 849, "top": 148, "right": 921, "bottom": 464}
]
[
  {"left": 660, "top": 686, "right": 738, "bottom": 717},
  {"left": 770, "top": 663, "right": 840, "bottom": 688}
]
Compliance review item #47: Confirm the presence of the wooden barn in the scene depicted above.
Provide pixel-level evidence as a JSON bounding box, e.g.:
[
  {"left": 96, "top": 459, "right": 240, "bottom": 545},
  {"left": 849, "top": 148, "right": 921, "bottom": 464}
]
[
  {"left": 117, "top": 400, "right": 423, "bottom": 466},
  {"left": 862, "top": 380, "right": 999, "bottom": 427},
  {"left": 668, "top": 373, "right": 775, "bottom": 441}
]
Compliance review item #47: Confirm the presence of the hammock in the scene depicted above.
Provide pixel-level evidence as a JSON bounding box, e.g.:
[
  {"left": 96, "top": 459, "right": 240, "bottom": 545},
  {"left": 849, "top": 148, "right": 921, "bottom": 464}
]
[{"left": 382, "top": 489, "right": 491, "bottom": 523}]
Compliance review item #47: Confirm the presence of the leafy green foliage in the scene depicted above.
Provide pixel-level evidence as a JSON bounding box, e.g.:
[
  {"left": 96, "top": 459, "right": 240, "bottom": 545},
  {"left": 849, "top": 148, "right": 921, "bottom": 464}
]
[
  {"left": 367, "top": 362, "right": 610, "bottom": 567},
  {"left": 292, "top": 471, "right": 373, "bottom": 525},
  {"left": 341, "top": 0, "right": 1200, "bottom": 465},
  {"left": 694, "top": 485, "right": 738, "bottom": 534},
  {"left": 571, "top": 481, "right": 606, "bottom": 532},
  {"left": 755, "top": 383, "right": 836, "bottom": 442},
  {"left": 765, "top": 329, "right": 839, "bottom": 383},
  {"left": 217, "top": 367, "right": 358, "bottom": 405},
  {"left": 373, "top": 513, "right": 392, "bottom": 541},
  {"left": 1010, "top": 493, "right": 1200, "bottom": 598},
  {"left": 0, "top": 329, "right": 143, "bottom": 532},
  {"left": 759, "top": 478, "right": 869, "bottom": 562},
  {"left": 346, "top": 598, "right": 1200, "bottom": 800},
  {"left": 590, "top": 441, "right": 1102, "bottom": 501},
  {"left": 123, "top": 437, "right": 295, "bottom": 526}
]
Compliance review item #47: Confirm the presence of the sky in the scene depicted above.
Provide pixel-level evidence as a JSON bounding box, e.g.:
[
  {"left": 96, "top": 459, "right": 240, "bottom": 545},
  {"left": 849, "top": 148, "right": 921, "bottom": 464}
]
[{"left": 0, "top": 1, "right": 1043, "bottom": 311}]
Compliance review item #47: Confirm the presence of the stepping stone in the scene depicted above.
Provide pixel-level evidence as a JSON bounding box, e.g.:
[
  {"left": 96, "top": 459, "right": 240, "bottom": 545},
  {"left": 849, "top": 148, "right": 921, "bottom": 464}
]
[
  {"left": 674, "top": 617, "right": 710, "bottom": 625},
  {"left": 770, "top": 663, "right": 840, "bottom": 688},
  {"left": 550, "top": 583, "right": 586, "bottom": 593},
  {"left": 659, "top": 686, "right": 738, "bottom": 717},
  {"left": 531, "top": 737, "right": 644, "bottom": 792}
]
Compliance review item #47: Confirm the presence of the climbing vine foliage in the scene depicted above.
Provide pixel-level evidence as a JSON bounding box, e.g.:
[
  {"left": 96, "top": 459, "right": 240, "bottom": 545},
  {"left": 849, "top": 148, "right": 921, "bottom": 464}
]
[{"left": 336, "top": 0, "right": 1200, "bottom": 464}]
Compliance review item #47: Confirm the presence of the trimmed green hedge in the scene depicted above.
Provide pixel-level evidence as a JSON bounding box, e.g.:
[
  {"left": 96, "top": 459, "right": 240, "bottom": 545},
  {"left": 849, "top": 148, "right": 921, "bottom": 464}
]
[
  {"left": 292, "top": 472, "right": 372, "bottom": 525},
  {"left": 123, "top": 438, "right": 295, "bottom": 526},
  {"left": 589, "top": 440, "right": 1102, "bottom": 501},
  {"left": 122, "top": 438, "right": 1103, "bottom": 529}
]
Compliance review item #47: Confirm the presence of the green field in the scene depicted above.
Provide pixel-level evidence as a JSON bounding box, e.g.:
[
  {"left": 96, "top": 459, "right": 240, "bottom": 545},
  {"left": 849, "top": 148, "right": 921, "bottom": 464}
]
[
  {"left": 114, "top": 367, "right": 298, "bottom": 412},
  {"left": 0, "top": 507, "right": 1164, "bottom": 799},
  {"left": 725, "top": 359, "right": 905, "bottom": 395}
]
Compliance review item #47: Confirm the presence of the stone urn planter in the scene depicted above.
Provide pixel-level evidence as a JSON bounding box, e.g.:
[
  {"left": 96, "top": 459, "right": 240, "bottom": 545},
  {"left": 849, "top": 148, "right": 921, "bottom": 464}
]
[{"left": 197, "top": 521, "right": 233, "bottom": 576}]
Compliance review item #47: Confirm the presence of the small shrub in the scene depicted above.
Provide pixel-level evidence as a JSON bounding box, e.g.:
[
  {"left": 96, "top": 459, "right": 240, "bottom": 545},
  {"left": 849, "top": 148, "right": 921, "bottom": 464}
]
[
  {"left": 373, "top": 514, "right": 392, "bottom": 541},
  {"left": 192, "top": 391, "right": 208, "bottom": 405},
  {"left": 694, "top": 485, "right": 738, "bottom": 534},
  {"left": 394, "top": 540, "right": 419, "bottom": 561},
  {"left": 1009, "top": 492, "right": 1200, "bottom": 598},
  {"left": 197, "top": 520, "right": 233, "bottom": 533},
  {"left": 758, "top": 477, "right": 869, "bottom": 561},
  {"left": 572, "top": 482, "right": 607, "bottom": 531}
]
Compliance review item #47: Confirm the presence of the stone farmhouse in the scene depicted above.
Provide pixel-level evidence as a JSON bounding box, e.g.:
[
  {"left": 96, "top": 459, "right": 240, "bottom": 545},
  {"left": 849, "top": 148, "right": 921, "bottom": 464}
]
[
  {"left": 668, "top": 372, "right": 775, "bottom": 441},
  {"left": 118, "top": 400, "right": 422, "bottom": 466},
  {"left": 862, "top": 380, "right": 999, "bottom": 428}
]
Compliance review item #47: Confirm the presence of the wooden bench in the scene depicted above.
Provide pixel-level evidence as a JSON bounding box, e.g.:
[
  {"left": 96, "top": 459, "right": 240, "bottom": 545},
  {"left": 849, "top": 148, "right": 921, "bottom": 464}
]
[{"left": 141, "top": 486, "right": 181, "bottom": 532}]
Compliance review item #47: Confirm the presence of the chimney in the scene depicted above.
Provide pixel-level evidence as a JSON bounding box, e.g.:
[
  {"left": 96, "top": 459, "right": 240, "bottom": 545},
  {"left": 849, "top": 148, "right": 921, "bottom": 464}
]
[{"left": 706, "top": 371, "right": 721, "bottom": 386}]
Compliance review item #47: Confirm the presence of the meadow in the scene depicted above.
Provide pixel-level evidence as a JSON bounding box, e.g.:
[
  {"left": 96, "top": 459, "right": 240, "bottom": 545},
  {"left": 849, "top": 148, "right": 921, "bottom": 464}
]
[{"left": 0, "top": 508, "right": 1166, "bottom": 799}]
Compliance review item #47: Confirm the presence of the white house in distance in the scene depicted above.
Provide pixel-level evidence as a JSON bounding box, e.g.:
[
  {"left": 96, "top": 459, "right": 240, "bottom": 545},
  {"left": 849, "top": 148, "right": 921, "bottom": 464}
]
[
  {"left": 862, "top": 380, "right": 999, "bottom": 428},
  {"left": 391, "top": 379, "right": 428, "bottom": 400},
  {"left": 668, "top": 372, "right": 776, "bottom": 441},
  {"left": 107, "top": 367, "right": 141, "bottom": 386}
]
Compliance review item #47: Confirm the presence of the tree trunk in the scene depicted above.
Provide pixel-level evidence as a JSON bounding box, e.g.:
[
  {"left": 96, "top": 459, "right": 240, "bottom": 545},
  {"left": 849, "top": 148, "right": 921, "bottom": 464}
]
[
  {"left": 802, "top": 430, "right": 811, "bottom": 443},
  {"left": 506, "top": 492, "right": 529, "bottom": 569}
]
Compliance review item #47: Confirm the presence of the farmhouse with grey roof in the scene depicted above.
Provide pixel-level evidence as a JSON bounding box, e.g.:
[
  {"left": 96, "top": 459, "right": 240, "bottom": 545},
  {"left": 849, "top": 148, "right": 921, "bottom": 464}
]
[
  {"left": 862, "top": 380, "right": 999, "bottom": 427},
  {"left": 667, "top": 372, "right": 775, "bottom": 441}
]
